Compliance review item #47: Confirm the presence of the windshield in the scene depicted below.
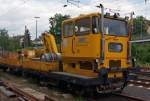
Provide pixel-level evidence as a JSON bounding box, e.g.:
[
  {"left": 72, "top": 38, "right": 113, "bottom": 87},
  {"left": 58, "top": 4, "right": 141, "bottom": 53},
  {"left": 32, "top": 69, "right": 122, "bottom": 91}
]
[{"left": 104, "top": 18, "right": 128, "bottom": 36}]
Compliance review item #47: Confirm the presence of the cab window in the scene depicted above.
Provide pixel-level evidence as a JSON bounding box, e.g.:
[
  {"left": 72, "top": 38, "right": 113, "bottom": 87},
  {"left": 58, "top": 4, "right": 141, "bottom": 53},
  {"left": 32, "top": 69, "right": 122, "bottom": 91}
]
[
  {"left": 63, "top": 22, "right": 74, "bottom": 37},
  {"left": 104, "top": 18, "right": 128, "bottom": 36},
  {"left": 75, "top": 17, "right": 91, "bottom": 35},
  {"left": 92, "top": 16, "right": 99, "bottom": 34},
  {"left": 108, "top": 43, "right": 123, "bottom": 52}
]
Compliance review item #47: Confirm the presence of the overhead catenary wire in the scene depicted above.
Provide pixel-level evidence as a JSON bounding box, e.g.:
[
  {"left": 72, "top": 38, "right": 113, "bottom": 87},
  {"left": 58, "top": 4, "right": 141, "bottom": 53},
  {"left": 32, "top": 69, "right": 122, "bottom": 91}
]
[{"left": 66, "top": 0, "right": 80, "bottom": 7}]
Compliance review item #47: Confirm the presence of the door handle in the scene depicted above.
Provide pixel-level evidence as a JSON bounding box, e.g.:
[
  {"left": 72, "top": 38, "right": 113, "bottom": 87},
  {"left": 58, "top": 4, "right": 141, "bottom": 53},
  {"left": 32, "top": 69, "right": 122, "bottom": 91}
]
[{"left": 72, "top": 38, "right": 75, "bottom": 54}]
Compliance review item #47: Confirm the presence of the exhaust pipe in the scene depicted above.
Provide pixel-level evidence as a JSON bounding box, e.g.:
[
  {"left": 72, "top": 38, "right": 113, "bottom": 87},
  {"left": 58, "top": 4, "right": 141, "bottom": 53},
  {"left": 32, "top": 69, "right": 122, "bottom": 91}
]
[{"left": 97, "top": 4, "right": 105, "bottom": 64}]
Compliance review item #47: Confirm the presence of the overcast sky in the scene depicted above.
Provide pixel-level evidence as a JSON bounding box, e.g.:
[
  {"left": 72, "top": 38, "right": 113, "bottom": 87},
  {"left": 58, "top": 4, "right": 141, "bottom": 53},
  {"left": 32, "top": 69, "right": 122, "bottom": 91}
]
[{"left": 0, "top": 0, "right": 149, "bottom": 39}]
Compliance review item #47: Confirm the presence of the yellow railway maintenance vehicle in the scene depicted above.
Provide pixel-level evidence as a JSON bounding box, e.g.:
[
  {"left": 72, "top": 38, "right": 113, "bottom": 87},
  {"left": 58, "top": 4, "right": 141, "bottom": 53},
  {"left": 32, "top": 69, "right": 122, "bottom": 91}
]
[{"left": 0, "top": 4, "right": 132, "bottom": 94}]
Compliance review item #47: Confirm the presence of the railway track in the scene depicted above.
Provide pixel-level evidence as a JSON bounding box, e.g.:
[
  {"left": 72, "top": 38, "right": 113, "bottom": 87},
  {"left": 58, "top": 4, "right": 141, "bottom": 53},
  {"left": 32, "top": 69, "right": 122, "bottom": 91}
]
[
  {"left": 135, "top": 72, "right": 150, "bottom": 77},
  {"left": 132, "top": 67, "right": 150, "bottom": 77},
  {"left": 113, "top": 93, "right": 147, "bottom": 101},
  {"left": 87, "top": 93, "right": 147, "bottom": 101},
  {"left": 130, "top": 67, "right": 150, "bottom": 88},
  {"left": 0, "top": 80, "right": 58, "bottom": 101},
  {"left": 128, "top": 78, "right": 150, "bottom": 89}
]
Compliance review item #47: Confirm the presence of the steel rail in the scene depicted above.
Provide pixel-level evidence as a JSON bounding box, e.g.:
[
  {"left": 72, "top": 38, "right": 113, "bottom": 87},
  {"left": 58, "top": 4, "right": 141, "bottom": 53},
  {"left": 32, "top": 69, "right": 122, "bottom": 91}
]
[
  {"left": 114, "top": 93, "right": 148, "bottom": 101},
  {"left": 0, "top": 80, "right": 47, "bottom": 101},
  {"left": 128, "top": 78, "right": 150, "bottom": 88}
]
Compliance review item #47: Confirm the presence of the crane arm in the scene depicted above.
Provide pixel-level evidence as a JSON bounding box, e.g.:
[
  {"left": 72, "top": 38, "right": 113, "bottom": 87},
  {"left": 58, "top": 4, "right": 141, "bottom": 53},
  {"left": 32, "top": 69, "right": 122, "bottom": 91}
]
[{"left": 42, "top": 32, "right": 58, "bottom": 54}]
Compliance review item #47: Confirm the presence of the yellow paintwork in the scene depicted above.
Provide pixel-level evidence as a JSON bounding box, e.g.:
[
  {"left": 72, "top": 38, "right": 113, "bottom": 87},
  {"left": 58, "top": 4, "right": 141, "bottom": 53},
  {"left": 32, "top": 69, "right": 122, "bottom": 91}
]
[
  {"left": 0, "top": 53, "right": 59, "bottom": 72},
  {"left": 23, "top": 49, "right": 35, "bottom": 58},
  {"left": 61, "top": 13, "right": 130, "bottom": 78},
  {"left": 103, "top": 35, "right": 129, "bottom": 68},
  {"left": 0, "top": 58, "right": 21, "bottom": 67},
  {"left": 34, "top": 48, "right": 45, "bottom": 57},
  {"left": 22, "top": 60, "right": 59, "bottom": 72},
  {"left": 0, "top": 57, "right": 59, "bottom": 72},
  {"left": 42, "top": 32, "right": 58, "bottom": 54}
]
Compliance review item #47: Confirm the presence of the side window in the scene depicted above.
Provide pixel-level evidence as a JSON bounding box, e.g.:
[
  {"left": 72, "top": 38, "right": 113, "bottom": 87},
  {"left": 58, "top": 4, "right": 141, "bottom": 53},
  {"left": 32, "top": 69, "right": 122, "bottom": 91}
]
[
  {"left": 108, "top": 43, "right": 123, "bottom": 52},
  {"left": 75, "top": 17, "right": 91, "bottom": 35},
  {"left": 92, "top": 16, "right": 99, "bottom": 34},
  {"left": 63, "top": 22, "right": 74, "bottom": 37}
]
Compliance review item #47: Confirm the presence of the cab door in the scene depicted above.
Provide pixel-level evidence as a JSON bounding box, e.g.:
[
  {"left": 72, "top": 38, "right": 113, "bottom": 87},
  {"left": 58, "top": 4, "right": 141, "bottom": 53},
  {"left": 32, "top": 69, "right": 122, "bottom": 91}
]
[
  {"left": 74, "top": 16, "right": 100, "bottom": 59},
  {"left": 61, "top": 21, "right": 75, "bottom": 58},
  {"left": 74, "top": 17, "right": 92, "bottom": 58}
]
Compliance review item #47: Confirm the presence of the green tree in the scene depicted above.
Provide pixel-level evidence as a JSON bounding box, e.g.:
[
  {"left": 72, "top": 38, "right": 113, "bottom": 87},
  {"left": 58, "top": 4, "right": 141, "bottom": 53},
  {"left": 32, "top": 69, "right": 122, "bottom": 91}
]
[
  {"left": 49, "top": 13, "right": 70, "bottom": 44},
  {"left": 8, "top": 37, "right": 21, "bottom": 51},
  {"left": 0, "top": 29, "right": 9, "bottom": 50},
  {"left": 0, "top": 29, "right": 21, "bottom": 52},
  {"left": 131, "top": 16, "right": 150, "bottom": 65},
  {"left": 132, "top": 16, "right": 148, "bottom": 39},
  {"left": 132, "top": 43, "right": 150, "bottom": 65}
]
